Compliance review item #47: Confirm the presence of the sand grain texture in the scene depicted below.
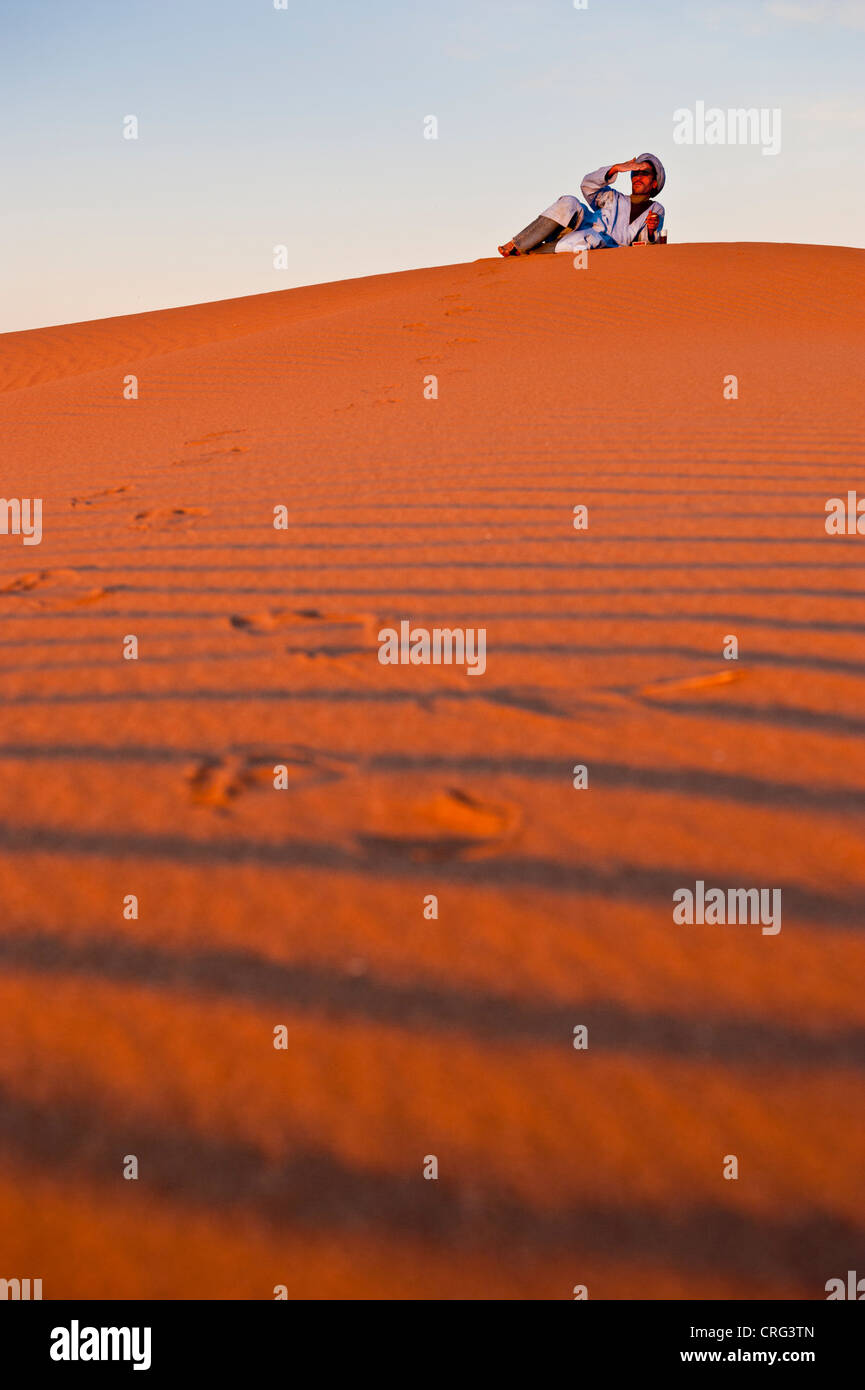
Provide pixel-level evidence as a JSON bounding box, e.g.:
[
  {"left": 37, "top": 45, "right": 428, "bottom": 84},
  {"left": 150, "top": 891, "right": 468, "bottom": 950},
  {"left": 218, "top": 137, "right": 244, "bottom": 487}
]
[{"left": 1, "top": 243, "right": 864, "bottom": 1298}]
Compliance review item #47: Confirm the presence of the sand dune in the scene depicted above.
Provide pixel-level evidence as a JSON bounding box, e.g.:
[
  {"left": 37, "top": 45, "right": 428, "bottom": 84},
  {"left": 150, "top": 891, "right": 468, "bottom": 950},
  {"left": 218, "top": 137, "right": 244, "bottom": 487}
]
[{"left": 1, "top": 242, "right": 864, "bottom": 1299}]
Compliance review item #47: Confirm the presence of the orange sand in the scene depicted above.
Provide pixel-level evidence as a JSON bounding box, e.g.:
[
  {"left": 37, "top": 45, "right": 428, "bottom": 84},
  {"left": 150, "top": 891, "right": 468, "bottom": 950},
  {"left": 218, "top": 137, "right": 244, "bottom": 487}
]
[{"left": 1, "top": 243, "right": 864, "bottom": 1299}]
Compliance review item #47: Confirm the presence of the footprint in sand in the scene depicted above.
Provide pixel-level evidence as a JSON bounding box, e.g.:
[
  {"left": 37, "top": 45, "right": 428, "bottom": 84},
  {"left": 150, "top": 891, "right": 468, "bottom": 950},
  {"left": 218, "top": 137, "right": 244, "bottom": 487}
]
[
  {"left": 71, "top": 485, "right": 135, "bottom": 509},
  {"left": 185, "top": 754, "right": 272, "bottom": 812},
  {"left": 335, "top": 387, "right": 402, "bottom": 412},
  {"left": 173, "top": 431, "right": 250, "bottom": 466},
  {"left": 230, "top": 607, "right": 377, "bottom": 641},
  {"left": 173, "top": 448, "right": 249, "bottom": 465},
  {"left": 185, "top": 746, "right": 350, "bottom": 812},
  {"left": 173, "top": 448, "right": 250, "bottom": 467},
  {"left": 0, "top": 569, "right": 116, "bottom": 610},
  {"left": 130, "top": 507, "right": 209, "bottom": 530},
  {"left": 357, "top": 788, "right": 520, "bottom": 862},
  {"left": 360, "top": 385, "right": 402, "bottom": 406},
  {"left": 184, "top": 430, "right": 247, "bottom": 446}
]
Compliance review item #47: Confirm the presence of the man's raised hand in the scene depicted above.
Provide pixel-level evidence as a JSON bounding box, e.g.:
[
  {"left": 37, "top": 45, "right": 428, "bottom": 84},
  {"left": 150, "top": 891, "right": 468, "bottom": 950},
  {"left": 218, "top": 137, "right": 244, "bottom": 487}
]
[{"left": 607, "top": 158, "right": 644, "bottom": 179}]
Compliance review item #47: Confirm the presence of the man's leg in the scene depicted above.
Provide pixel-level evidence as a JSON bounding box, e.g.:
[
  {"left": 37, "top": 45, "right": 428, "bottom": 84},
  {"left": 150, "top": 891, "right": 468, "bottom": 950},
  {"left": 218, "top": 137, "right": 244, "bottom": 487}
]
[
  {"left": 499, "top": 196, "right": 583, "bottom": 256},
  {"left": 525, "top": 204, "right": 586, "bottom": 253}
]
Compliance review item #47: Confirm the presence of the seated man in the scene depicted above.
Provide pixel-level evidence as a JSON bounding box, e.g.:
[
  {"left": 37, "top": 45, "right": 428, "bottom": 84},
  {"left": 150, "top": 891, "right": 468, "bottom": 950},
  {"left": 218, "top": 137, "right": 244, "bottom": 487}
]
[{"left": 498, "top": 153, "right": 666, "bottom": 255}]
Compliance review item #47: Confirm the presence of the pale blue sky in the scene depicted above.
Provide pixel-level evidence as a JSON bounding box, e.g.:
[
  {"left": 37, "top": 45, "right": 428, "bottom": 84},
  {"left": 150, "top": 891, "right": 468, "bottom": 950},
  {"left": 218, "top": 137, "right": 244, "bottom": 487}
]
[{"left": 2, "top": 0, "right": 863, "bottom": 331}]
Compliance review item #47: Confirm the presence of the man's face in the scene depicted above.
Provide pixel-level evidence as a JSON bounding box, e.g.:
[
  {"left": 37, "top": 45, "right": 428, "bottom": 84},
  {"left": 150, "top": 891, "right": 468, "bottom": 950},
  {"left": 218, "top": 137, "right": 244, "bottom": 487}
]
[{"left": 631, "top": 164, "right": 656, "bottom": 198}]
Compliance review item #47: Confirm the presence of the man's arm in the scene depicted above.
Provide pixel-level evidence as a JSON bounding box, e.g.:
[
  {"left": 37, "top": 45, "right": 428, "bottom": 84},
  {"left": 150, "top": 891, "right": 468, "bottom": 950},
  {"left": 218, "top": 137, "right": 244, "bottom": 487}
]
[
  {"left": 632, "top": 205, "right": 665, "bottom": 245},
  {"left": 580, "top": 164, "right": 616, "bottom": 206},
  {"left": 580, "top": 158, "right": 644, "bottom": 206}
]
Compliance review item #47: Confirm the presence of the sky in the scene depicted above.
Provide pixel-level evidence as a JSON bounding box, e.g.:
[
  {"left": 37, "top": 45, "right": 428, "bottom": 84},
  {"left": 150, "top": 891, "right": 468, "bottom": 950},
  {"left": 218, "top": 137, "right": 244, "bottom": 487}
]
[{"left": 2, "top": 0, "right": 864, "bottom": 332}]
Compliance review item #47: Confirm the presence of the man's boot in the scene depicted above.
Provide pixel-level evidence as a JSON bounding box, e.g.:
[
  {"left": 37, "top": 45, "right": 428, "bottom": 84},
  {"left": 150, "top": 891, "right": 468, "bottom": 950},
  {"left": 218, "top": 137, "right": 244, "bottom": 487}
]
[
  {"left": 498, "top": 206, "right": 584, "bottom": 257},
  {"left": 505, "top": 214, "right": 562, "bottom": 255}
]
